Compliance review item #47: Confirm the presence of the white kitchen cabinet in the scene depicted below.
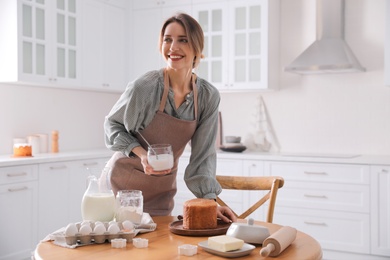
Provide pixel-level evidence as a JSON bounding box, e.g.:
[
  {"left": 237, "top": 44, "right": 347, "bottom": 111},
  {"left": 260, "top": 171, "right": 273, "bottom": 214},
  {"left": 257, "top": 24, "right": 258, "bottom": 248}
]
[
  {"left": 129, "top": 0, "right": 192, "bottom": 81},
  {"left": 0, "top": 0, "right": 81, "bottom": 87},
  {"left": 38, "top": 157, "right": 111, "bottom": 240},
  {"left": 0, "top": 165, "right": 38, "bottom": 260},
  {"left": 81, "top": 0, "right": 128, "bottom": 92},
  {"left": 266, "top": 161, "right": 371, "bottom": 256},
  {"left": 192, "top": 0, "right": 279, "bottom": 91},
  {"left": 38, "top": 162, "right": 70, "bottom": 241},
  {"left": 371, "top": 166, "right": 390, "bottom": 257}
]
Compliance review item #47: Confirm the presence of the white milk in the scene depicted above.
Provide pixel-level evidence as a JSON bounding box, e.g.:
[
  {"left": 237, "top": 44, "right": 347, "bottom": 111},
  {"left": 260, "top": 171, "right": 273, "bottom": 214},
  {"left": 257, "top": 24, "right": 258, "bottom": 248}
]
[
  {"left": 148, "top": 154, "right": 174, "bottom": 171},
  {"left": 116, "top": 206, "right": 143, "bottom": 224},
  {"left": 81, "top": 193, "right": 116, "bottom": 222}
]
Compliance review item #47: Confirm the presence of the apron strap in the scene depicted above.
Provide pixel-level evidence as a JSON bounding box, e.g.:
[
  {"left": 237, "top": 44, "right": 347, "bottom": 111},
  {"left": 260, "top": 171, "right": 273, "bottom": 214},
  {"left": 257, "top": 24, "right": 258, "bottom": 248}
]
[
  {"left": 159, "top": 69, "right": 170, "bottom": 112},
  {"left": 159, "top": 69, "right": 198, "bottom": 119}
]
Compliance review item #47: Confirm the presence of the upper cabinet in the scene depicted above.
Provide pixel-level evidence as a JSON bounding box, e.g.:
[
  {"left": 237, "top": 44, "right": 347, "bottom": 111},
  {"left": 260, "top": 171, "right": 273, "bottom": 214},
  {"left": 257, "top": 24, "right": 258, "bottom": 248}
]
[
  {"left": 0, "top": 0, "right": 129, "bottom": 92},
  {"left": 81, "top": 0, "right": 129, "bottom": 92},
  {"left": 192, "top": 0, "right": 280, "bottom": 91},
  {"left": 0, "top": 0, "right": 81, "bottom": 86}
]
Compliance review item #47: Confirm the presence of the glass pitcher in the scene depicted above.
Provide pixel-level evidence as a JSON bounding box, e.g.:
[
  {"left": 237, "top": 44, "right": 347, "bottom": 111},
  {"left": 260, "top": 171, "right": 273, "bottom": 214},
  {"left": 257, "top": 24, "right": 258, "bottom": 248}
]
[{"left": 81, "top": 169, "right": 115, "bottom": 222}]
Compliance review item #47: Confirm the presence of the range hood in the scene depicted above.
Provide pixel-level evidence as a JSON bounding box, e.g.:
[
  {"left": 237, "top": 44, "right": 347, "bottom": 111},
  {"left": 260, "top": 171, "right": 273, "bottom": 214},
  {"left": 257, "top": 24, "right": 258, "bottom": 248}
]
[{"left": 285, "top": 0, "right": 366, "bottom": 74}]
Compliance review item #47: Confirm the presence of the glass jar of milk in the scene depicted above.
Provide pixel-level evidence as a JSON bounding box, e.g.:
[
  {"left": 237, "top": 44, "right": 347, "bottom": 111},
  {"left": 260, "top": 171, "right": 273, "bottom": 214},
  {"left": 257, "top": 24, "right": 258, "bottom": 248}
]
[
  {"left": 81, "top": 173, "right": 115, "bottom": 222},
  {"left": 147, "top": 144, "right": 174, "bottom": 171}
]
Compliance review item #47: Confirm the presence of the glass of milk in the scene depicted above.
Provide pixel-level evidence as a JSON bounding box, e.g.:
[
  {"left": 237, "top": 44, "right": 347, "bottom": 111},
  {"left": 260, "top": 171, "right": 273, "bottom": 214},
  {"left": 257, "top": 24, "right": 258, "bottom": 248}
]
[
  {"left": 147, "top": 144, "right": 174, "bottom": 171},
  {"left": 116, "top": 190, "right": 143, "bottom": 224}
]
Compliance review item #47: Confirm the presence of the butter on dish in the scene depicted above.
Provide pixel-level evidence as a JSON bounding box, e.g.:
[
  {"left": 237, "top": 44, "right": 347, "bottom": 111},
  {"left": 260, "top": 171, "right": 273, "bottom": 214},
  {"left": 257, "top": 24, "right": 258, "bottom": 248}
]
[{"left": 208, "top": 235, "right": 244, "bottom": 252}]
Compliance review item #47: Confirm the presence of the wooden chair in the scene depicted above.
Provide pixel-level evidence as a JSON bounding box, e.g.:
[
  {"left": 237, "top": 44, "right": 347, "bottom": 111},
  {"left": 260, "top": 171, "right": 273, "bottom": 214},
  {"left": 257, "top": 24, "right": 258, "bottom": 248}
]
[{"left": 216, "top": 175, "right": 284, "bottom": 223}]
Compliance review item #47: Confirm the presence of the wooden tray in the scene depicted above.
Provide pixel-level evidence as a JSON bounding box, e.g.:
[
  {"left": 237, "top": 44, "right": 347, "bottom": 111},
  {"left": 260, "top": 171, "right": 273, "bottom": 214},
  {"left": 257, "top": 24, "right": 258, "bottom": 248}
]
[{"left": 169, "top": 220, "right": 231, "bottom": 236}]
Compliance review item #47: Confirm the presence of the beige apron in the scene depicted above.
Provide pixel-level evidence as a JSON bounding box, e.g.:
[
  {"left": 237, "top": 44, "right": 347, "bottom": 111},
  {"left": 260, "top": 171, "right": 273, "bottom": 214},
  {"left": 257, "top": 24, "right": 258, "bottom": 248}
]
[{"left": 107, "top": 70, "right": 198, "bottom": 216}]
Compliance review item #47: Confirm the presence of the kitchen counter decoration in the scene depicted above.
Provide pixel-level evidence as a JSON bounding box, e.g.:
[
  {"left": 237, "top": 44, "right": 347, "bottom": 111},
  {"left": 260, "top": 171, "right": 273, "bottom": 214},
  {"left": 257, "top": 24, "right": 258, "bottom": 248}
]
[{"left": 244, "top": 95, "right": 280, "bottom": 152}]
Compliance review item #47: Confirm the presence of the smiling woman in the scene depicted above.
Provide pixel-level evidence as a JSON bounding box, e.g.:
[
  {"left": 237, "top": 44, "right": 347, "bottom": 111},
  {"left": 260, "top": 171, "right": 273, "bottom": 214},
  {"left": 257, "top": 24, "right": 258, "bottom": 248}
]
[{"left": 103, "top": 13, "right": 236, "bottom": 223}]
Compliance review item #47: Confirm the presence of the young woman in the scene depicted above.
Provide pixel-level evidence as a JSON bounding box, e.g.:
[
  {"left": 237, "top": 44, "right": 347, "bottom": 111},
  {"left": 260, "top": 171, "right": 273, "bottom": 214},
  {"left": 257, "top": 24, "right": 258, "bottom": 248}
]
[{"left": 104, "top": 13, "right": 236, "bottom": 223}]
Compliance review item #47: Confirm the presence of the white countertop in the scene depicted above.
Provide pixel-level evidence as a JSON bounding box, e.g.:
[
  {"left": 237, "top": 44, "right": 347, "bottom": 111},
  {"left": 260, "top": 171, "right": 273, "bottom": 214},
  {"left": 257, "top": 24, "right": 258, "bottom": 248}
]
[
  {"left": 0, "top": 149, "right": 115, "bottom": 167},
  {"left": 1, "top": 148, "right": 390, "bottom": 167},
  {"left": 195, "top": 150, "right": 390, "bottom": 166}
]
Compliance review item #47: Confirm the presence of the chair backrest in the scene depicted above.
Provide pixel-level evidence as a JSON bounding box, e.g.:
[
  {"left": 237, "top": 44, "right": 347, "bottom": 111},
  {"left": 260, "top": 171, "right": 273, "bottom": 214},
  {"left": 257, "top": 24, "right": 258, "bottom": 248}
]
[{"left": 216, "top": 175, "right": 284, "bottom": 223}]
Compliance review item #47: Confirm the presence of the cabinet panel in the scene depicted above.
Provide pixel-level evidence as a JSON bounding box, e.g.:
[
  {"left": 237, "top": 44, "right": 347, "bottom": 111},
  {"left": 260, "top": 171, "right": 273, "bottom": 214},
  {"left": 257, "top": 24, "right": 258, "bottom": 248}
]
[
  {"left": 38, "top": 162, "right": 70, "bottom": 240},
  {"left": 274, "top": 207, "right": 370, "bottom": 254},
  {"left": 0, "top": 181, "right": 38, "bottom": 260},
  {"left": 81, "top": 0, "right": 128, "bottom": 91},
  {"left": 276, "top": 181, "right": 369, "bottom": 213},
  {"left": 266, "top": 161, "right": 369, "bottom": 184},
  {"left": 0, "top": 0, "right": 81, "bottom": 86},
  {"left": 192, "top": 0, "right": 279, "bottom": 91},
  {"left": 0, "top": 164, "right": 38, "bottom": 184},
  {"left": 371, "top": 166, "right": 390, "bottom": 257}
]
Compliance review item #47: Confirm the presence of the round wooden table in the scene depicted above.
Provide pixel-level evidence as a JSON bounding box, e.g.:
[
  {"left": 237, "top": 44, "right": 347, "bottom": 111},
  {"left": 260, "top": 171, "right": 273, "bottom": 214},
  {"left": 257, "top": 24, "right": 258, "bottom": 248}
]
[{"left": 34, "top": 216, "right": 322, "bottom": 260}]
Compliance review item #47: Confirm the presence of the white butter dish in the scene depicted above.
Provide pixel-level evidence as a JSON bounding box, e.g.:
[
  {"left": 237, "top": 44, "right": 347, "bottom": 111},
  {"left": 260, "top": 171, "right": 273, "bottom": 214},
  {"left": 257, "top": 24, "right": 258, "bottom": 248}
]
[{"left": 226, "top": 218, "right": 270, "bottom": 244}]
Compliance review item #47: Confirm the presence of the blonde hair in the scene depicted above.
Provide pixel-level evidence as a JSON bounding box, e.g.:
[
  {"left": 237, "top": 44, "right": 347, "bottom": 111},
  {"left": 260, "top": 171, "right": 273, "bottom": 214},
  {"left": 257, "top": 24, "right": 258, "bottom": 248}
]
[{"left": 159, "top": 13, "right": 204, "bottom": 68}]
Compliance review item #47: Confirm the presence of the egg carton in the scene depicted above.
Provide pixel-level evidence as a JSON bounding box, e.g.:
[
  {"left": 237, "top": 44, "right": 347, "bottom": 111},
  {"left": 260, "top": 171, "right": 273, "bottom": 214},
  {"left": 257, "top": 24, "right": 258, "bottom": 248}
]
[
  {"left": 65, "top": 230, "right": 135, "bottom": 245},
  {"left": 64, "top": 220, "right": 135, "bottom": 245}
]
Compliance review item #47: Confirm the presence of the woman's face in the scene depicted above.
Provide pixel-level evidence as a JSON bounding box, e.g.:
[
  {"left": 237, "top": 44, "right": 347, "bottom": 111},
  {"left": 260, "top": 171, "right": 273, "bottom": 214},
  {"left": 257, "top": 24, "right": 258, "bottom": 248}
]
[{"left": 162, "top": 22, "right": 195, "bottom": 71}]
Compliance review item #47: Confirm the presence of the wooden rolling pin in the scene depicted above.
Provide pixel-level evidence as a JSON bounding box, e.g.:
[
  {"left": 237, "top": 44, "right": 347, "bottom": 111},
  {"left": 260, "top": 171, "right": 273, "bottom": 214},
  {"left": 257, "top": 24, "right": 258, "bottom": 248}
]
[{"left": 260, "top": 226, "right": 297, "bottom": 257}]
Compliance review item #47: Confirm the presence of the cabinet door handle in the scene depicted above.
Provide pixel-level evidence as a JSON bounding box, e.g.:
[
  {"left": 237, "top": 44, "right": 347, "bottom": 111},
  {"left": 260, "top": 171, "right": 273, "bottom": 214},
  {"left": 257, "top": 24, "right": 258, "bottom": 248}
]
[
  {"left": 8, "top": 186, "right": 28, "bottom": 192},
  {"left": 304, "top": 194, "right": 327, "bottom": 199},
  {"left": 7, "top": 172, "right": 27, "bottom": 177},
  {"left": 49, "top": 165, "right": 67, "bottom": 170},
  {"left": 304, "top": 171, "right": 327, "bottom": 175},
  {"left": 83, "top": 162, "right": 99, "bottom": 167},
  {"left": 304, "top": 221, "right": 327, "bottom": 226}
]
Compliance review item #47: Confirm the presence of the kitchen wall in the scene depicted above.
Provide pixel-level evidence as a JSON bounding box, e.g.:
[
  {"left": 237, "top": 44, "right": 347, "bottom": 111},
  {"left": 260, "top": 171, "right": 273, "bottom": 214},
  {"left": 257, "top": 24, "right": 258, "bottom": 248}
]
[
  {"left": 220, "top": 0, "right": 390, "bottom": 155},
  {"left": 0, "top": 0, "right": 388, "bottom": 156},
  {"left": 0, "top": 84, "right": 119, "bottom": 154}
]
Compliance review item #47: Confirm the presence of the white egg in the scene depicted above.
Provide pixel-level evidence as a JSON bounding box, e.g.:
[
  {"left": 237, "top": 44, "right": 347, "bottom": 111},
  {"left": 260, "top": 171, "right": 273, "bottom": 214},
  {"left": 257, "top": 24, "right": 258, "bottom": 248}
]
[
  {"left": 93, "top": 224, "right": 106, "bottom": 235},
  {"left": 122, "top": 220, "right": 134, "bottom": 231},
  {"left": 108, "top": 224, "right": 120, "bottom": 234},
  {"left": 65, "top": 223, "right": 78, "bottom": 237},
  {"left": 79, "top": 224, "right": 92, "bottom": 235},
  {"left": 81, "top": 220, "right": 92, "bottom": 227},
  {"left": 109, "top": 221, "right": 118, "bottom": 226}
]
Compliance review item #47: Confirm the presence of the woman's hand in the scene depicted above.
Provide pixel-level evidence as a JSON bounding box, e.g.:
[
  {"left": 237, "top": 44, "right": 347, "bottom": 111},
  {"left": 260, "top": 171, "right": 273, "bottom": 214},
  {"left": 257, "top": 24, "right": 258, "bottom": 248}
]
[
  {"left": 217, "top": 206, "right": 237, "bottom": 223},
  {"left": 140, "top": 154, "right": 172, "bottom": 175},
  {"left": 133, "top": 146, "right": 172, "bottom": 175}
]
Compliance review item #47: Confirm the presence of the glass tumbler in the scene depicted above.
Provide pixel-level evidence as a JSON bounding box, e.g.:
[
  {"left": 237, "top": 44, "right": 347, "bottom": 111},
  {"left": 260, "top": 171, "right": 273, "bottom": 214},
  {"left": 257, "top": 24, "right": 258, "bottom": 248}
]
[
  {"left": 147, "top": 144, "right": 174, "bottom": 171},
  {"left": 115, "top": 190, "right": 143, "bottom": 224}
]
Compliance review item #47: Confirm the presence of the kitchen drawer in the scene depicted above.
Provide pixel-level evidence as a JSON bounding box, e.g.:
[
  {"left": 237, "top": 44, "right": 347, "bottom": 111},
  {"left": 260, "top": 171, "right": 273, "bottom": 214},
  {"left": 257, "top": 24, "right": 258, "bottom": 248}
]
[
  {"left": 273, "top": 207, "right": 370, "bottom": 254},
  {"left": 0, "top": 165, "right": 38, "bottom": 184},
  {"left": 266, "top": 161, "right": 369, "bottom": 184},
  {"left": 216, "top": 159, "right": 243, "bottom": 176},
  {"left": 277, "top": 181, "right": 370, "bottom": 213}
]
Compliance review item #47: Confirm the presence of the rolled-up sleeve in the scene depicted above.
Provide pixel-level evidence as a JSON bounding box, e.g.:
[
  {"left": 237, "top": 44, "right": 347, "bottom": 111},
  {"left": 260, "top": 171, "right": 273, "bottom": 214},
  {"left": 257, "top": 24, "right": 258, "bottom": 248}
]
[{"left": 104, "top": 71, "right": 162, "bottom": 156}]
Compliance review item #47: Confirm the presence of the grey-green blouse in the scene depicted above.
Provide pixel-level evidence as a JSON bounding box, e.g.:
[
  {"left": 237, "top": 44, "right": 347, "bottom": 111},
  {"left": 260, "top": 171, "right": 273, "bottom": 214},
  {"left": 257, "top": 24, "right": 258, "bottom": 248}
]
[{"left": 104, "top": 69, "right": 222, "bottom": 199}]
